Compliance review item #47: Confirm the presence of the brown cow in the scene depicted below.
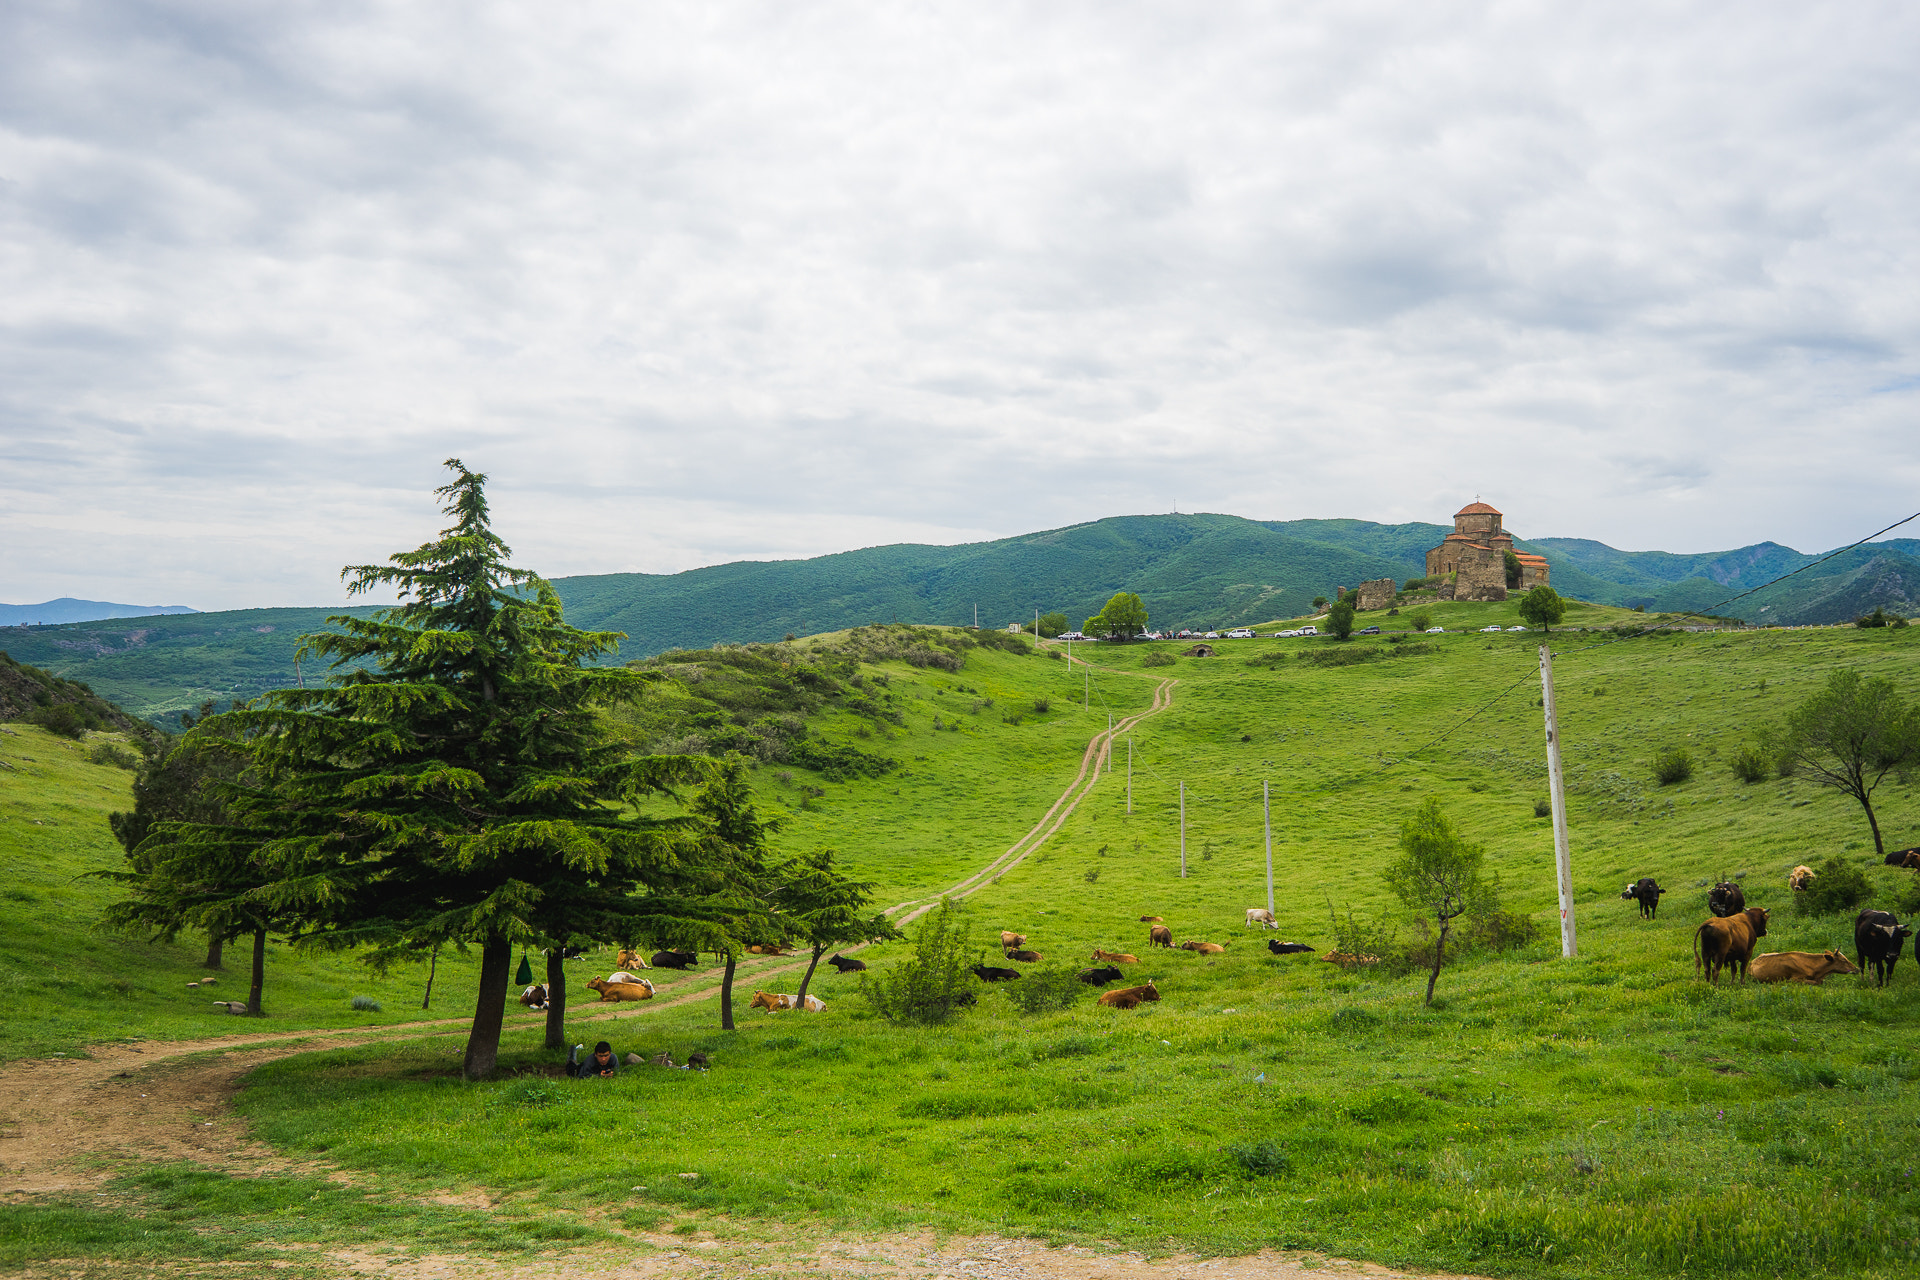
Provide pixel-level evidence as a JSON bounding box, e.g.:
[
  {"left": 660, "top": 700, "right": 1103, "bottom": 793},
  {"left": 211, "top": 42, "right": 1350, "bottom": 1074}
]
[
  {"left": 1786, "top": 865, "right": 1815, "bottom": 892},
  {"left": 1179, "top": 940, "right": 1227, "bottom": 954},
  {"left": 1005, "top": 948, "right": 1043, "bottom": 963},
  {"left": 1091, "top": 948, "right": 1138, "bottom": 964},
  {"left": 749, "top": 990, "right": 826, "bottom": 1012},
  {"left": 615, "top": 949, "right": 650, "bottom": 970},
  {"left": 518, "top": 983, "right": 548, "bottom": 1009},
  {"left": 587, "top": 976, "right": 655, "bottom": 1002},
  {"left": 1000, "top": 931, "right": 1026, "bottom": 949},
  {"left": 1749, "top": 950, "right": 1860, "bottom": 985},
  {"left": 1097, "top": 981, "right": 1160, "bottom": 1008},
  {"left": 1148, "top": 925, "right": 1173, "bottom": 947},
  {"left": 1139, "top": 915, "right": 1164, "bottom": 922},
  {"left": 1694, "top": 907, "right": 1770, "bottom": 982}
]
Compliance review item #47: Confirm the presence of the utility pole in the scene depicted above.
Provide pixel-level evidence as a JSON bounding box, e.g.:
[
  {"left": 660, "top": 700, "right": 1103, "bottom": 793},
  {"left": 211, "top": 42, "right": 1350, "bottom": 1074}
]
[
  {"left": 1127, "top": 738, "right": 1133, "bottom": 814},
  {"left": 1107, "top": 713, "right": 1112, "bottom": 771},
  {"left": 1539, "top": 645, "right": 1576, "bottom": 958},
  {"left": 1179, "top": 783, "right": 1187, "bottom": 878},
  {"left": 1263, "top": 780, "right": 1274, "bottom": 917},
  {"left": 974, "top": 603, "right": 979, "bottom": 629}
]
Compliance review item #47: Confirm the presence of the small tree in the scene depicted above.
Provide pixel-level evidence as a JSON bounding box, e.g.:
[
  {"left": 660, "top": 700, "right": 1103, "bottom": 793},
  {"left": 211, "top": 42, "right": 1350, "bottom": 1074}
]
[
  {"left": 1409, "top": 610, "right": 1433, "bottom": 632},
  {"left": 688, "top": 758, "right": 784, "bottom": 1031},
  {"left": 860, "top": 898, "right": 975, "bottom": 1024},
  {"left": 1327, "top": 600, "right": 1357, "bottom": 640},
  {"left": 775, "top": 848, "right": 901, "bottom": 1006},
  {"left": 1504, "top": 550, "right": 1523, "bottom": 589},
  {"left": 1036, "top": 612, "right": 1067, "bottom": 639},
  {"left": 1312, "top": 596, "right": 1329, "bottom": 611},
  {"left": 1086, "top": 591, "right": 1149, "bottom": 641},
  {"left": 1792, "top": 855, "right": 1872, "bottom": 917},
  {"left": 1382, "top": 799, "right": 1492, "bottom": 1006},
  {"left": 1781, "top": 669, "right": 1920, "bottom": 858},
  {"left": 1517, "top": 585, "right": 1566, "bottom": 632}
]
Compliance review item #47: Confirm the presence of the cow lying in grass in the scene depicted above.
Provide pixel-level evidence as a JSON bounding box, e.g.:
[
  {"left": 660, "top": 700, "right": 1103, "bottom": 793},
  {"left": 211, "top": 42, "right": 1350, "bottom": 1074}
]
[
  {"left": 1005, "top": 948, "right": 1043, "bottom": 962},
  {"left": 1749, "top": 950, "right": 1860, "bottom": 985},
  {"left": 1091, "top": 948, "right": 1137, "bottom": 964},
  {"left": 1786, "top": 865, "right": 1815, "bottom": 892},
  {"left": 1267, "top": 940, "right": 1314, "bottom": 956},
  {"left": 749, "top": 990, "right": 825, "bottom": 1012},
  {"left": 1077, "top": 966, "right": 1124, "bottom": 985},
  {"left": 587, "top": 976, "right": 655, "bottom": 1002},
  {"left": 1097, "top": 981, "right": 1160, "bottom": 1009},
  {"left": 827, "top": 953, "right": 866, "bottom": 973},
  {"left": 971, "top": 964, "right": 1020, "bottom": 982},
  {"left": 518, "top": 984, "right": 548, "bottom": 1009},
  {"left": 615, "top": 949, "right": 650, "bottom": 970},
  {"left": 1179, "top": 940, "right": 1227, "bottom": 954}
]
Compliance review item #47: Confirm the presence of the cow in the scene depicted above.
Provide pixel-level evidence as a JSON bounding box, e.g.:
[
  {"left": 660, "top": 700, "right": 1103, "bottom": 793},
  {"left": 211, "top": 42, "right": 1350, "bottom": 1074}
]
[
  {"left": 518, "top": 983, "right": 549, "bottom": 1009},
  {"left": 604, "top": 970, "right": 647, "bottom": 985},
  {"left": 1749, "top": 950, "right": 1861, "bottom": 985},
  {"left": 1693, "top": 907, "right": 1769, "bottom": 982},
  {"left": 1148, "top": 925, "right": 1174, "bottom": 948},
  {"left": 1245, "top": 908, "right": 1277, "bottom": 929},
  {"left": 971, "top": 964, "right": 1021, "bottom": 982},
  {"left": 1621, "top": 878, "right": 1666, "bottom": 919},
  {"left": 1179, "top": 940, "right": 1227, "bottom": 954},
  {"left": 1707, "top": 882, "right": 1746, "bottom": 918},
  {"left": 747, "top": 943, "right": 792, "bottom": 955},
  {"left": 1854, "top": 910, "right": 1913, "bottom": 987},
  {"left": 1097, "top": 981, "right": 1161, "bottom": 1009},
  {"left": 1091, "top": 948, "right": 1138, "bottom": 964},
  {"left": 1077, "top": 966, "right": 1124, "bottom": 986},
  {"left": 650, "top": 950, "right": 699, "bottom": 970},
  {"left": 826, "top": 953, "right": 866, "bottom": 973},
  {"left": 211, "top": 1001, "right": 248, "bottom": 1015},
  {"left": 1139, "top": 915, "right": 1164, "bottom": 922},
  {"left": 1005, "top": 948, "right": 1043, "bottom": 963},
  {"left": 615, "top": 949, "right": 650, "bottom": 970},
  {"left": 1267, "top": 940, "right": 1314, "bottom": 956},
  {"left": 1786, "top": 865, "right": 1816, "bottom": 892},
  {"left": 1882, "top": 846, "right": 1920, "bottom": 867},
  {"left": 587, "top": 976, "right": 655, "bottom": 1002},
  {"left": 1000, "top": 931, "right": 1027, "bottom": 949},
  {"left": 749, "top": 990, "right": 826, "bottom": 1012}
]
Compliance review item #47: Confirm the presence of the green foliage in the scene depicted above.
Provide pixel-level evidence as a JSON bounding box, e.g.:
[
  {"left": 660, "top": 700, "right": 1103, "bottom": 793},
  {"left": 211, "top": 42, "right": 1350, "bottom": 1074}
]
[
  {"left": 1532, "top": 798, "right": 1552, "bottom": 817},
  {"left": 773, "top": 847, "right": 899, "bottom": 1004},
  {"left": 790, "top": 739, "right": 898, "bottom": 782},
  {"left": 1381, "top": 799, "right": 1493, "bottom": 1004},
  {"left": 1504, "top": 549, "right": 1523, "bottom": 589},
  {"left": 1791, "top": 855, "right": 1872, "bottom": 918},
  {"left": 1782, "top": 667, "right": 1920, "bottom": 857},
  {"left": 1651, "top": 747, "right": 1694, "bottom": 786},
  {"left": 859, "top": 899, "right": 974, "bottom": 1025},
  {"left": 1326, "top": 600, "right": 1357, "bottom": 640},
  {"left": 1036, "top": 612, "right": 1068, "bottom": 639},
  {"left": 1517, "top": 585, "right": 1566, "bottom": 632},
  {"left": 1142, "top": 651, "right": 1175, "bottom": 667},
  {"left": 28, "top": 702, "right": 101, "bottom": 739},
  {"left": 999, "top": 965, "right": 1083, "bottom": 1014},
  {"left": 1409, "top": 610, "right": 1432, "bottom": 632},
  {"left": 1085, "top": 591, "right": 1149, "bottom": 641},
  {"left": 350, "top": 995, "right": 382, "bottom": 1012},
  {"left": 87, "top": 741, "right": 140, "bottom": 770},
  {"left": 1312, "top": 596, "right": 1329, "bottom": 609},
  {"left": 1855, "top": 607, "right": 1907, "bottom": 628}
]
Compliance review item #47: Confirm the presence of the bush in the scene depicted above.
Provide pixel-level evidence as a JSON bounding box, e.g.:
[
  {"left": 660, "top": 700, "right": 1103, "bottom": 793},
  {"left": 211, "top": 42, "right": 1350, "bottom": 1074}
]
[
  {"left": 1409, "top": 611, "right": 1433, "bottom": 632},
  {"left": 89, "top": 742, "right": 141, "bottom": 770},
  {"left": 1730, "top": 743, "right": 1772, "bottom": 784},
  {"left": 1793, "top": 855, "right": 1872, "bottom": 918},
  {"left": 1000, "top": 966, "right": 1084, "bottom": 1015},
  {"left": 1227, "top": 1139, "right": 1293, "bottom": 1177},
  {"left": 25, "top": 703, "right": 97, "bottom": 739},
  {"left": 1033, "top": 697, "right": 1051, "bottom": 713},
  {"left": 1143, "top": 651, "right": 1176, "bottom": 667},
  {"left": 1855, "top": 607, "right": 1908, "bottom": 628},
  {"left": 350, "top": 995, "right": 383, "bottom": 1012},
  {"left": 1652, "top": 747, "right": 1694, "bottom": 785},
  {"left": 1402, "top": 578, "right": 1427, "bottom": 592},
  {"left": 860, "top": 900, "right": 975, "bottom": 1025},
  {"left": 1533, "top": 799, "right": 1552, "bottom": 818}
]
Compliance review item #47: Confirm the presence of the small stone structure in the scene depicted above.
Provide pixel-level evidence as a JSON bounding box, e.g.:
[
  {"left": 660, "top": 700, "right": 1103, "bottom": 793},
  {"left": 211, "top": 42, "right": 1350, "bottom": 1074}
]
[
  {"left": 1354, "top": 578, "right": 1397, "bottom": 611},
  {"left": 1424, "top": 500, "right": 1549, "bottom": 602}
]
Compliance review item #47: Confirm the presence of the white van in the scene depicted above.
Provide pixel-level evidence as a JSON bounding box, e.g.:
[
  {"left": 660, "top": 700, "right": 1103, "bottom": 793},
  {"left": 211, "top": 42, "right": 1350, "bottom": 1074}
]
[
  {"left": 1226, "top": 628, "right": 1254, "bottom": 639},
  {"left": 1296, "top": 625, "right": 1318, "bottom": 637}
]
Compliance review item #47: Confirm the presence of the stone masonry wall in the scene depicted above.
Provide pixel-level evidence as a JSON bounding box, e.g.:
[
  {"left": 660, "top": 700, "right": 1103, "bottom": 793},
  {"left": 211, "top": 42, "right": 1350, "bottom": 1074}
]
[
  {"left": 1454, "top": 549, "right": 1509, "bottom": 602},
  {"left": 1355, "top": 578, "right": 1397, "bottom": 611}
]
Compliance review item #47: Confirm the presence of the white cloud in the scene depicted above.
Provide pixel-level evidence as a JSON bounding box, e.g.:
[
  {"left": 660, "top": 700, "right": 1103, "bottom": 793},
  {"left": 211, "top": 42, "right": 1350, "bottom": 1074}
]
[{"left": 2, "top": 0, "right": 1917, "bottom": 608}]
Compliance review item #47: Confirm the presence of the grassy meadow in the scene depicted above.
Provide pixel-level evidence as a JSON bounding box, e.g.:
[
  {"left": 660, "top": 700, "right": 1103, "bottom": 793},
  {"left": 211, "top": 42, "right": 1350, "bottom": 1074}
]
[{"left": 7, "top": 608, "right": 1920, "bottom": 1277}]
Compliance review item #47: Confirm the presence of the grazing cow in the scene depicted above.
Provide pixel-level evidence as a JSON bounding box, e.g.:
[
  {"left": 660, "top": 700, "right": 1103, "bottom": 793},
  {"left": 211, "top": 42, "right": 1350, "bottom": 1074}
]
[
  {"left": 615, "top": 949, "right": 650, "bottom": 970},
  {"left": 687, "top": 1050, "right": 710, "bottom": 1070},
  {"left": 1078, "top": 966, "right": 1124, "bottom": 986},
  {"left": 1245, "top": 908, "right": 1277, "bottom": 929},
  {"left": 518, "top": 983, "right": 549, "bottom": 1009},
  {"left": 1693, "top": 907, "right": 1770, "bottom": 982},
  {"left": 1091, "top": 948, "right": 1138, "bottom": 964},
  {"left": 1179, "top": 940, "right": 1227, "bottom": 954},
  {"left": 1005, "top": 948, "right": 1043, "bottom": 963},
  {"left": 1882, "top": 846, "right": 1920, "bottom": 867},
  {"left": 1267, "top": 940, "right": 1315, "bottom": 956},
  {"left": 971, "top": 964, "right": 1021, "bottom": 982},
  {"left": 1097, "top": 981, "right": 1161, "bottom": 1009},
  {"left": 1139, "top": 915, "right": 1164, "bottom": 922},
  {"left": 1621, "top": 878, "right": 1666, "bottom": 919},
  {"left": 1749, "top": 950, "right": 1861, "bottom": 985},
  {"left": 1786, "top": 865, "right": 1816, "bottom": 892},
  {"left": 1148, "top": 925, "right": 1174, "bottom": 948},
  {"left": 749, "top": 990, "right": 826, "bottom": 1012},
  {"left": 1854, "top": 910, "right": 1913, "bottom": 987},
  {"left": 650, "top": 950, "right": 699, "bottom": 970},
  {"left": 588, "top": 976, "right": 655, "bottom": 1002},
  {"left": 1000, "top": 931, "right": 1026, "bottom": 949},
  {"left": 1707, "top": 882, "right": 1746, "bottom": 918},
  {"left": 826, "top": 953, "right": 866, "bottom": 973}
]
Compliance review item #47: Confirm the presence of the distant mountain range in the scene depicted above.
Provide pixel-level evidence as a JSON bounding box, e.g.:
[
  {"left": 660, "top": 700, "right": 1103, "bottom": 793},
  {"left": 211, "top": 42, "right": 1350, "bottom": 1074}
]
[
  {"left": 4, "top": 514, "right": 1916, "bottom": 724},
  {"left": 0, "top": 598, "right": 199, "bottom": 626}
]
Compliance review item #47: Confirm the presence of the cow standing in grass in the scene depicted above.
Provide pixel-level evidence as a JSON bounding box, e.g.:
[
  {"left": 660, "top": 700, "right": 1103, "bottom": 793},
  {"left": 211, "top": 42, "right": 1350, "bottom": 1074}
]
[
  {"left": 1694, "top": 907, "right": 1769, "bottom": 982},
  {"left": 1854, "top": 910, "right": 1912, "bottom": 986},
  {"left": 1621, "top": 878, "right": 1665, "bottom": 919}
]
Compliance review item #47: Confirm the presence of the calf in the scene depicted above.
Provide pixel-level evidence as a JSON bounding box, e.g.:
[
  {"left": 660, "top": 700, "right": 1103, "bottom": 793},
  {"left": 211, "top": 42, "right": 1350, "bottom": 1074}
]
[
  {"left": 615, "top": 949, "right": 650, "bottom": 970},
  {"left": 518, "top": 983, "right": 549, "bottom": 1009},
  {"left": 1148, "top": 925, "right": 1174, "bottom": 948},
  {"left": 1005, "top": 948, "right": 1043, "bottom": 963},
  {"left": 749, "top": 990, "right": 826, "bottom": 1012},
  {"left": 1077, "top": 966, "right": 1124, "bottom": 986},
  {"left": 650, "top": 950, "right": 699, "bottom": 970},
  {"left": 1621, "top": 878, "right": 1665, "bottom": 919},
  {"left": 1693, "top": 907, "right": 1769, "bottom": 982},
  {"left": 1097, "top": 981, "right": 1161, "bottom": 1009},
  {"left": 587, "top": 976, "right": 655, "bottom": 1002},
  {"left": 1882, "top": 846, "right": 1920, "bottom": 867},
  {"left": 1139, "top": 915, "right": 1164, "bottom": 922},
  {"left": 1245, "top": 908, "right": 1277, "bottom": 929},
  {"left": 1000, "top": 931, "right": 1027, "bottom": 949},
  {"left": 1708, "top": 882, "right": 1746, "bottom": 918},
  {"left": 1786, "top": 865, "right": 1815, "bottom": 892},
  {"left": 1749, "top": 950, "right": 1860, "bottom": 985},
  {"left": 1179, "top": 940, "right": 1227, "bottom": 954},
  {"left": 971, "top": 964, "right": 1021, "bottom": 982},
  {"left": 826, "top": 953, "right": 866, "bottom": 973},
  {"left": 1854, "top": 910, "right": 1912, "bottom": 987},
  {"left": 1267, "top": 940, "right": 1314, "bottom": 956},
  {"left": 1091, "top": 948, "right": 1138, "bottom": 964}
]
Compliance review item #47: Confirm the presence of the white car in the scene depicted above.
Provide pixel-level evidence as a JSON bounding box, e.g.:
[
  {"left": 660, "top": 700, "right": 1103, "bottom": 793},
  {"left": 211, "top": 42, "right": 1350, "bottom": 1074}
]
[
  {"left": 1226, "top": 628, "right": 1255, "bottom": 639},
  {"left": 1204, "top": 631, "right": 1220, "bottom": 639},
  {"left": 1060, "top": 631, "right": 1088, "bottom": 641},
  {"left": 1297, "top": 625, "right": 1318, "bottom": 636},
  {"left": 1506, "top": 625, "right": 1527, "bottom": 632},
  {"left": 1479, "top": 625, "right": 1503, "bottom": 632},
  {"left": 1424, "top": 626, "right": 1446, "bottom": 634}
]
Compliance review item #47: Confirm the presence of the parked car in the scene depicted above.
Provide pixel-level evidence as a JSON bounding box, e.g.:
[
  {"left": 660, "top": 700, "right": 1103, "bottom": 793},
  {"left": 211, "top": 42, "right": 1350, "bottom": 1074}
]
[
  {"left": 1358, "top": 626, "right": 1380, "bottom": 635},
  {"left": 1424, "top": 626, "right": 1446, "bottom": 634},
  {"left": 1226, "top": 628, "right": 1254, "bottom": 639},
  {"left": 1297, "top": 625, "right": 1318, "bottom": 636},
  {"left": 1177, "top": 630, "right": 1194, "bottom": 638},
  {"left": 1204, "top": 631, "right": 1220, "bottom": 639},
  {"left": 1506, "top": 625, "right": 1527, "bottom": 632},
  {"left": 1479, "top": 625, "right": 1503, "bottom": 632},
  {"left": 1060, "top": 631, "right": 1088, "bottom": 641}
]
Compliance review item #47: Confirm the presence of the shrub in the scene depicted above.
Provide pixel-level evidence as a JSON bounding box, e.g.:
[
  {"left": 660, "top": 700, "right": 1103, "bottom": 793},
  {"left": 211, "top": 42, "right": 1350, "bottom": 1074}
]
[
  {"left": 1652, "top": 747, "right": 1694, "bottom": 785},
  {"left": 89, "top": 742, "right": 141, "bottom": 770},
  {"left": 26, "top": 703, "right": 96, "bottom": 739},
  {"left": 1855, "top": 607, "right": 1907, "bottom": 628},
  {"left": 1033, "top": 697, "right": 1051, "bottom": 713},
  {"left": 860, "top": 900, "right": 975, "bottom": 1025},
  {"left": 1730, "top": 743, "right": 1772, "bottom": 784},
  {"left": 1228, "top": 1139, "right": 1293, "bottom": 1177},
  {"left": 1793, "top": 855, "right": 1872, "bottom": 917},
  {"left": 1533, "top": 798, "right": 1552, "bottom": 818},
  {"left": 1143, "top": 651, "right": 1176, "bottom": 667},
  {"left": 1409, "top": 611, "right": 1433, "bottom": 632},
  {"left": 1403, "top": 578, "right": 1426, "bottom": 592},
  {"left": 1000, "top": 966, "right": 1083, "bottom": 1015},
  {"left": 350, "top": 996, "right": 383, "bottom": 1012}
]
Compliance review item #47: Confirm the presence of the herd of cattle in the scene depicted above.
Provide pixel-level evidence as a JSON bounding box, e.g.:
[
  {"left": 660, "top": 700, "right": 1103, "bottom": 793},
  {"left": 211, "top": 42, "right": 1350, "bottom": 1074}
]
[
  {"left": 1623, "top": 844, "right": 1919, "bottom": 988},
  {"left": 516, "top": 945, "right": 870, "bottom": 1016}
]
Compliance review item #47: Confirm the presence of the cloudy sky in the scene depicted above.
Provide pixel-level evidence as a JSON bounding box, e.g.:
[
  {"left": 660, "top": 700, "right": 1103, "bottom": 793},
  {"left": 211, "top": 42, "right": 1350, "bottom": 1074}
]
[{"left": 3, "top": 1, "right": 1917, "bottom": 609}]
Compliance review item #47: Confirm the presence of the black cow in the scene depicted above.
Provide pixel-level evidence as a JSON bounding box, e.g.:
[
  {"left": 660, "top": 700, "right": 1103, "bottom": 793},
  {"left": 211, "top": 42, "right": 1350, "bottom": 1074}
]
[
  {"left": 826, "top": 953, "right": 866, "bottom": 973},
  {"left": 1707, "top": 882, "right": 1746, "bottom": 918},
  {"left": 650, "top": 950, "right": 699, "bottom": 970},
  {"left": 1884, "top": 846, "right": 1920, "bottom": 868},
  {"left": 1267, "top": 940, "right": 1315, "bottom": 955},
  {"left": 971, "top": 964, "right": 1021, "bottom": 982},
  {"left": 1077, "top": 966, "right": 1124, "bottom": 986},
  {"left": 1855, "top": 910, "right": 1913, "bottom": 987},
  {"left": 1621, "top": 878, "right": 1666, "bottom": 919}
]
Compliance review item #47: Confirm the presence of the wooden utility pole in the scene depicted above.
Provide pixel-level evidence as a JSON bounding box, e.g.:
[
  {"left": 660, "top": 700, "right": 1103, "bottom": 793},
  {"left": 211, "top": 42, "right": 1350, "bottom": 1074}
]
[
  {"left": 1539, "top": 645, "right": 1577, "bottom": 958},
  {"left": 1127, "top": 738, "right": 1133, "bottom": 813},
  {"left": 1179, "top": 782, "right": 1187, "bottom": 878},
  {"left": 1107, "top": 713, "right": 1112, "bottom": 771},
  {"left": 1263, "top": 780, "right": 1274, "bottom": 916}
]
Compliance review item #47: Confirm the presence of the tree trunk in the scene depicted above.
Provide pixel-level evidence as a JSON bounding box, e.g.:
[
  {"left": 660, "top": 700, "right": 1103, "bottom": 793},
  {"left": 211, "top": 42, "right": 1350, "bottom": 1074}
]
[
  {"left": 421, "top": 944, "right": 439, "bottom": 1010},
  {"left": 1860, "top": 793, "right": 1885, "bottom": 859},
  {"left": 719, "top": 953, "right": 737, "bottom": 1030},
  {"left": 1424, "top": 920, "right": 1449, "bottom": 1007},
  {"left": 463, "top": 935, "right": 514, "bottom": 1081},
  {"left": 795, "top": 945, "right": 825, "bottom": 1006},
  {"left": 203, "top": 932, "right": 226, "bottom": 971},
  {"left": 246, "top": 927, "right": 266, "bottom": 1016},
  {"left": 544, "top": 948, "right": 567, "bottom": 1051}
]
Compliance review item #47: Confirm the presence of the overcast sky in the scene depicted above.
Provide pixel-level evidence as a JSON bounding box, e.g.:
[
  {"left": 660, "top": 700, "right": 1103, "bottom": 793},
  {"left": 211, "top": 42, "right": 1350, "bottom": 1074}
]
[{"left": 3, "top": 1, "right": 1917, "bottom": 610}]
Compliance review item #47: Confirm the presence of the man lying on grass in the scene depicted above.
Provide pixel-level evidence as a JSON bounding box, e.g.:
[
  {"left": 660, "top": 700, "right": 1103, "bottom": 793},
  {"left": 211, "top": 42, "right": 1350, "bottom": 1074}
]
[{"left": 568, "top": 1041, "right": 619, "bottom": 1079}]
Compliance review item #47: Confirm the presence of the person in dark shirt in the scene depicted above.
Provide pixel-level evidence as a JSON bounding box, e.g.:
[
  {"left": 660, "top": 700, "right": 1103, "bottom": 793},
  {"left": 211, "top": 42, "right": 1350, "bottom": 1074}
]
[{"left": 567, "top": 1041, "right": 618, "bottom": 1079}]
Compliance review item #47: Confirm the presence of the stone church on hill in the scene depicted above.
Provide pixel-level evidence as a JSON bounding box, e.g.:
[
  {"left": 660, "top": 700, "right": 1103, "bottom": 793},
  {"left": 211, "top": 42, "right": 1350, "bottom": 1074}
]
[{"left": 1424, "top": 500, "right": 1550, "bottom": 602}]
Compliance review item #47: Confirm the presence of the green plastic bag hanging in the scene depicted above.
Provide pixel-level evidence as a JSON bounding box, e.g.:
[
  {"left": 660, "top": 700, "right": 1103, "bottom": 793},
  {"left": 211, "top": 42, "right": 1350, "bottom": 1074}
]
[{"left": 515, "top": 953, "right": 532, "bottom": 986}]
